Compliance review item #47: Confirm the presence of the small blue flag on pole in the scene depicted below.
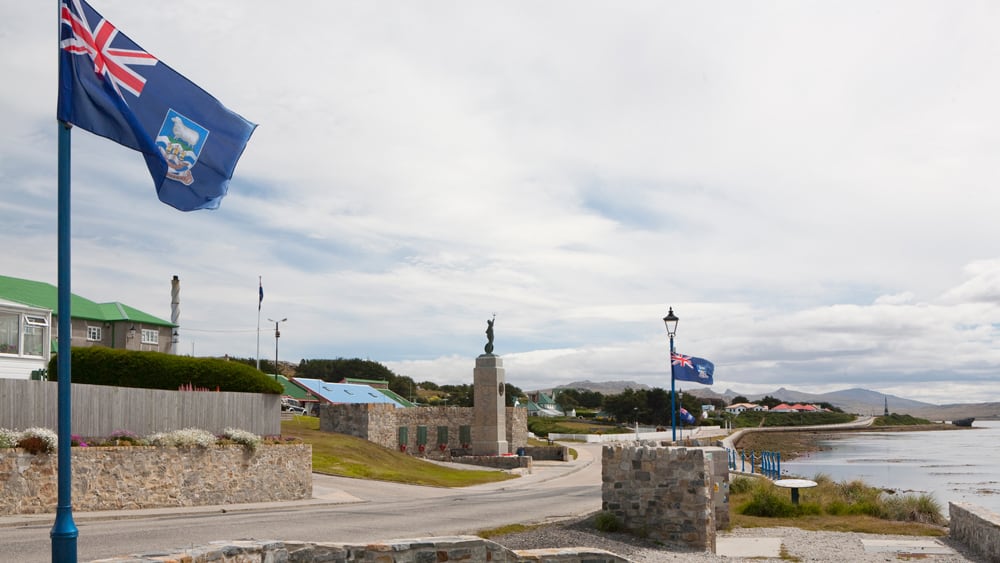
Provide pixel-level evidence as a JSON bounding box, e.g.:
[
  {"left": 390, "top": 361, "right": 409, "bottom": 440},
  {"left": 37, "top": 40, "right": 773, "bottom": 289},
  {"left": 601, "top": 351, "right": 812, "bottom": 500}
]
[
  {"left": 671, "top": 352, "right": 714, "bottom": 385},
  {"left": 679, "top": 407, "right": 697, "bottom": 425},
  {"left": 258, "top": 278, "right": 264, "bottom": 310},
  {"left": 57, "top": 0, "right": 256, "bottom": 211}
]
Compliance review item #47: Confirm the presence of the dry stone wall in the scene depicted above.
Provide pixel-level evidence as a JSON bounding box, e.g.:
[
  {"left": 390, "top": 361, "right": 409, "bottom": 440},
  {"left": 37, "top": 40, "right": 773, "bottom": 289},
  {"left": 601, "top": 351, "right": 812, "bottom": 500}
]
[
  {"left": 321, "top": 403, "right": 527, "bottom": 456},
  {"left": 92, "top": 536, "right": 630, "bottom": 563},
  {"left": 602, "top": 444, "right": 728, "bottom": 552},
  {"left": 0, "top": 444, "right": 311, "bottom": 514}
]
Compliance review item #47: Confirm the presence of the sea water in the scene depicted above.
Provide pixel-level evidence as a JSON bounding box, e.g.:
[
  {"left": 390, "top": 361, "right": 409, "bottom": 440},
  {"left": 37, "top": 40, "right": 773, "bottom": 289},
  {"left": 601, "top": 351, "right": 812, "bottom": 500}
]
[{"left": 780, "top": 420, "right": 1000, "bottom": 514}]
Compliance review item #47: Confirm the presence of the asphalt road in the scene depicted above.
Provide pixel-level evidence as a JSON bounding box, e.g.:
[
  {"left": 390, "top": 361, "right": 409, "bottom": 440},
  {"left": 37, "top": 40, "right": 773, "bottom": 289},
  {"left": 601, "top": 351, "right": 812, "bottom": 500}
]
[{"left": 0, "top": 443, "right": 604, "bottom": 562}]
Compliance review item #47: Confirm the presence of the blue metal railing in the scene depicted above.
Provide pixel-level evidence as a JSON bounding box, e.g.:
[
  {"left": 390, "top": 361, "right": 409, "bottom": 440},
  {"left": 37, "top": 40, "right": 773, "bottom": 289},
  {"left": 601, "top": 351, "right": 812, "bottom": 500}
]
[{"left": 727, "top": 447, "right": 780, "bottom": 479}]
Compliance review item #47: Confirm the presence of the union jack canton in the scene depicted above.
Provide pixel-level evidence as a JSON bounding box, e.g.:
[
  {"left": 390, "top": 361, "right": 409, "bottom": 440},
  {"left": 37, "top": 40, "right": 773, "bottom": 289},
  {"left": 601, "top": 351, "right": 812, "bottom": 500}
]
[{"left": 57, "top": 0, "right": 256, "bottom": 211}]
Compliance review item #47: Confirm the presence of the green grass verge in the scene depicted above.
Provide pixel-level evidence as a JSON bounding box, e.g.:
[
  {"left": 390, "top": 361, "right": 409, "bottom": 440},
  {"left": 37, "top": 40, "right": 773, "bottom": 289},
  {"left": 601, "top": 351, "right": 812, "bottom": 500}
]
[
  {"left": 872, "top": 413, "right": 934, "bottom": 426},
  {"left": 527, "top": 416, "right": 632, "bottom": 437},
  {"left": 281, "top": 417, "right": 516, "bottom": 487},
  {"left": 729, "top": 474, "right": 947, "bottom": 535}
]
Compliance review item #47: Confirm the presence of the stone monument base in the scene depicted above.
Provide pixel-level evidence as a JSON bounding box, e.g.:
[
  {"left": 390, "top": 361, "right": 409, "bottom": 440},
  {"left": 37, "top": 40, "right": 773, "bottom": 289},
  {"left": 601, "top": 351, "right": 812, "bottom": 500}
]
[{"left": 472, "top": 354, "right": 508, "bottom": 456}]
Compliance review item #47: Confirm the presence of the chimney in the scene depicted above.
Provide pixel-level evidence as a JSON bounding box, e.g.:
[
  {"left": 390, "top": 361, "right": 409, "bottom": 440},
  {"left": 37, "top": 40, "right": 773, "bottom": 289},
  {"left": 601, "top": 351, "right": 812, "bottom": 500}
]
[{"left": 170, "top": 275, "right": 180, "bottom": 354}]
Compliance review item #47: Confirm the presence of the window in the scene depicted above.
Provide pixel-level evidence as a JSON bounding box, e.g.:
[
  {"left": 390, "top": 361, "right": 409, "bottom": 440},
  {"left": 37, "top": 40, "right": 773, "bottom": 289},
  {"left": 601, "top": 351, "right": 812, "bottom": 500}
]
[
  {"left": 87, "top": 326, "right": 102, "bottom": 341},
  {"left": 141, "top": 329, "right": 158, "bottom": 345},
  {"left": 0, "top": 312, "right": 17, "bottom": 354},
  {"left": 22, "top": 315, "right": 47, "bottom": 357},
  {"left": 0, "top": 312, "right": 49, "bottom": 356},
  {"left": 24, "top": 315, "right": 48, "bottom": 327}
]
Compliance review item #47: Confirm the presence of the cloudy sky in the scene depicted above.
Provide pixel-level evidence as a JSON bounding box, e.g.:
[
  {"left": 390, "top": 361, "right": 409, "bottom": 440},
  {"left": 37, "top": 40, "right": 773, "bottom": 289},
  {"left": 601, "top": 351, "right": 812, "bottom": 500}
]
[{"left": 4, "top": 1, "right": 1000, "bottom": 404}]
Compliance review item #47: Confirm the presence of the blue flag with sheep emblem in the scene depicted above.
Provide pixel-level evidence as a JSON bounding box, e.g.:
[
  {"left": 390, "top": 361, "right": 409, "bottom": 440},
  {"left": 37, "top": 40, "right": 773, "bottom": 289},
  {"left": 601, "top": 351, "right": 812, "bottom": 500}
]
[
  {"left": 671, "top": 352, "right": 714, "bottom": 385},
  {"left": 57, "top": 0, "right": 256, "bottom": 211}
]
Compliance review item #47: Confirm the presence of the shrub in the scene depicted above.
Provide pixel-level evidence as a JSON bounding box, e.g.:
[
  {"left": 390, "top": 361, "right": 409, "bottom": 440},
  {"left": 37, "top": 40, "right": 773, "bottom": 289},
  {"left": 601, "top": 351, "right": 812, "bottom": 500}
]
[
  {"left": 147, "top": 428, "right": 216, "bottom": 448},
  {"left": 47, "top": 347, "right": 282, "bottom": 394},
  {"left": 836, "top": 479, "right": 882, "bottom": 506},
  {"left": 17, "top": 427, "right": 58, "bottom": 454},
  {"left": 879, "top": 493, "right": 944, "bottom": 525},
  {"left": 107, "top": 430, "right": 143, "bottom": 446},
  {"left": 0, "top": 428, "right": 18, "bottom": 448},
  {"left": 739, "top": 487, "right": 798, "bottom": 518},
  {"left": 221, "top": 428, "right": 262, "bottom": 453},
  {"left": 594, "top": 511, "right": 623, "bottom": 533},
  {"left": 729, "top": 475, "right": 758, "bottom": 495}
]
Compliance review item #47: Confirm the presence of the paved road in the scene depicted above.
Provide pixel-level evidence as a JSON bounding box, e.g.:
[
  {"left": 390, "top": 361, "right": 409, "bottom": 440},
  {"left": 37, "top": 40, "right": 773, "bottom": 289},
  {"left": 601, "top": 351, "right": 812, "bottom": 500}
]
[{"left": 0, "top": 444, "right": 604, "bottom": 562}]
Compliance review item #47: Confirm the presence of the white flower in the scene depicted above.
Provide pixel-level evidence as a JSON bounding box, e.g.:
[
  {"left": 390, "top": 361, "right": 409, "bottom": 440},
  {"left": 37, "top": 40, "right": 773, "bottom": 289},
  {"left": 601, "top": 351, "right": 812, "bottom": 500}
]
[
  {"left": 0, "top": 428, "right": 19, "bottom": 449},
  {"left": 147, "top": 427, "right": 216, "bottom": 448},
  {"left": 18, "top": 427, "right": 58, "bottom": 453},
  {"left": 222, "top": 427, "right": 262, "bottom": 453}
]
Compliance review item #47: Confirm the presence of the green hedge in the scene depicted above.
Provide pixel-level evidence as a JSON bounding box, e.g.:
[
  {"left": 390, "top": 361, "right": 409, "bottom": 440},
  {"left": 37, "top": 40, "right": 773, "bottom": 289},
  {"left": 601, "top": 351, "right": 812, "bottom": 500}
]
[
  {"left": 48, "top": 347, "right": 282, "bottom": 394},
  {"left": 734, "top": 410, "right": 855, "bottom": 428}
]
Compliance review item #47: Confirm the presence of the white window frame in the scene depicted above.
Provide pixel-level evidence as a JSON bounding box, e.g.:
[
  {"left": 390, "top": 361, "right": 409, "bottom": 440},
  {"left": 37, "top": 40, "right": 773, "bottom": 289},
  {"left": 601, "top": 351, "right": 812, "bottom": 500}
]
[
  {"left": 87, "top": 325, "right": 102, "bottom": 341},
  {"left": 0, "top": 311, "right": 17, "bottom": 355},
  {"left": 140, "top": 329, "right": 159, "bottom": 345},
  {"left": 21, "top": 315, "right": 48, "bottom": 358},
  {"left": 24, "top": 315, "right": 48, "bottom": 327}
]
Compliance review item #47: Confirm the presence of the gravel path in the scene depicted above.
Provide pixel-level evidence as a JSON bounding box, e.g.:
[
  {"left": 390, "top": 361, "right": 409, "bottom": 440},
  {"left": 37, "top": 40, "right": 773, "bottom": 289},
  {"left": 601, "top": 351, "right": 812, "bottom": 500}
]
[{"left": 488, "top": 514, "right": 991, "bottom": 562}]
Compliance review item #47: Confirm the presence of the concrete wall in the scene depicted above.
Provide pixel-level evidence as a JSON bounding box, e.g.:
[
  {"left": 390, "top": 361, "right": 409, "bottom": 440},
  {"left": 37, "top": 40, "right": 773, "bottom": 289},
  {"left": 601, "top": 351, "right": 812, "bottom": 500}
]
[
  {"left": 549, "top": 426, "right": 723, "bottom": 444},
  {"left": 949, "top": 502, "right": 1000, "bottom": 562},
  {"left": 0, "top": 444, "right": 311, "bottom": 514},
  {"left": 0, "top": 379, "right": 281, "bottom": 437},
  {"left": 602, "top": 444, "right": 728, "bottom": 552},
  {"left": 92, "top": 536, "right": 630, "bottom": 563},
  {"left": 321, "top": 403, "right": 527, "bottom": 456}
]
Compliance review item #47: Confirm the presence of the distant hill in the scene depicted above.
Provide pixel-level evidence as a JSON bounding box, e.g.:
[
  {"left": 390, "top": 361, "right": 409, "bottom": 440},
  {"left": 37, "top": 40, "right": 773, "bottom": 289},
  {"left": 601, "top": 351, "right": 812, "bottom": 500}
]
[
  {"left": 534, "top": 381, "right": 998, "bottom": 421},
  {"left": 907, "top": 402, "right": 1000, "bottom": 422},
  {"left": 550, "top": 380, "right": 650, "bottom": 394}
]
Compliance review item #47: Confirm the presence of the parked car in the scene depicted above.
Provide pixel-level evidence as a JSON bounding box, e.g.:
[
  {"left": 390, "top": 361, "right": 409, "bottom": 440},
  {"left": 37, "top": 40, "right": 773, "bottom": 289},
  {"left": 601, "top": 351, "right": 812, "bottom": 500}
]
[{"left": 281, "top": 398, "right": 306, "bottom": 415}]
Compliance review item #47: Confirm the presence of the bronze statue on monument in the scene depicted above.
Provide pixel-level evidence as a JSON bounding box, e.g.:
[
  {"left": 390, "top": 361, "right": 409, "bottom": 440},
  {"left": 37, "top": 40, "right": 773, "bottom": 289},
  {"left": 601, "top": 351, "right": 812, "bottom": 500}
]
[{"left": 484, "top": 313, "right": 496, "bottom": 355}]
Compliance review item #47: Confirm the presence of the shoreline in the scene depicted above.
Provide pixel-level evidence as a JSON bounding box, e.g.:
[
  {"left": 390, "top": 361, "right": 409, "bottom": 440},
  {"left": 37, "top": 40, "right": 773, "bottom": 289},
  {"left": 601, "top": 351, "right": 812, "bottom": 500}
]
[{"left": 732, "top": 423, "right": 976, "bottom": 463}]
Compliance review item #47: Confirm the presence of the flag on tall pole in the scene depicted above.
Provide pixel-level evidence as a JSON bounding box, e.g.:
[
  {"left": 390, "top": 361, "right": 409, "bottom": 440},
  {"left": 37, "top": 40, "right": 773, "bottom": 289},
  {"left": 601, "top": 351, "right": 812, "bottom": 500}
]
[
  {"left": 256, "top": 276, "right": 263, "bottom": 370},
  {"left": 671, "top": 353, "right": 715, "bottom": 385},
  {"left": 58, "top": 0, "right": 257, "bottom": 211},
  {"left": 53, "top": 1, "right": 255, "bottom": 558}
]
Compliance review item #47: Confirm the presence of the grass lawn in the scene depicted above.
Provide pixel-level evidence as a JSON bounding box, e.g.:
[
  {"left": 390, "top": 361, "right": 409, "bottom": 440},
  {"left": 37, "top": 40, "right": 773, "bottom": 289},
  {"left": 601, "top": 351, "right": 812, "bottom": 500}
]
[{"left": 281, "top": 416, "right": 516, "bottom": 487}]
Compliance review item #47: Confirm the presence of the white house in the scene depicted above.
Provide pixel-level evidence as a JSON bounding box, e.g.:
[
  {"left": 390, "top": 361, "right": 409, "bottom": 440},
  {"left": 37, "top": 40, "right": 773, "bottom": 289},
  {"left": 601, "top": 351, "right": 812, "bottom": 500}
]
[
  {"left": 725, "top": 402, "right": 768, "bottom": 415},
  {"left": 0, "top": 275, "right": 176, "bottom": 379},
  {"left": 0, "top": 298, "right": 51, "bottom": 379}
]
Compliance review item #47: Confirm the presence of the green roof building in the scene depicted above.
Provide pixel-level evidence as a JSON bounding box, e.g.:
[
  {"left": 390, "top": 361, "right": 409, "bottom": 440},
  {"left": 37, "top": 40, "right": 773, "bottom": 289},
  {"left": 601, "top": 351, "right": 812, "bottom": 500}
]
[{"left": 0, "top": 275, "right": 175, "bottom": 379}]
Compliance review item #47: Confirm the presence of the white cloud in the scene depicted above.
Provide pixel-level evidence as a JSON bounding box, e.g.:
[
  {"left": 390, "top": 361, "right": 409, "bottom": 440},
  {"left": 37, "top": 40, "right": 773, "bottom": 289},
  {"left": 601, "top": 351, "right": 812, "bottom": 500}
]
[{"left": 4, "top": 1, "right": 1000, "bottom": 404}]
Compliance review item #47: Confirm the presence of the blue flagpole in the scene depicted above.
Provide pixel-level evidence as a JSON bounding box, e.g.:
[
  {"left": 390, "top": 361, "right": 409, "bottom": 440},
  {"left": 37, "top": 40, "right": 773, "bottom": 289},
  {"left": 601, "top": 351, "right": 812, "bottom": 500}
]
[
  {"left": 670, "top": 334, "right": 677, "bottom": 441},
  {"left": 51, "top": 120, "right": 78, "bottom": 561}
]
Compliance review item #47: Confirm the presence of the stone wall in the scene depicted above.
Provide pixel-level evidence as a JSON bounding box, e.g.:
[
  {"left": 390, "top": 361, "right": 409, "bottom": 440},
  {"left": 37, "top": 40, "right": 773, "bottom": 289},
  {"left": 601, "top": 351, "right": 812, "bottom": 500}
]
[
  {"left": 949, "top": 502, "right": 1000, "bottom": 562},
  {"left": 602, "top": 444, "right": 727, "bottom": 552},
  {"left": 0, "top": 444, "right": 311, "bottom": 514},
  {"left": 92, "top": 536, "right": 630, "bottom": 563},
  {"left": 524, "top": 445, "right": 569, "bottom": 461},
  {"left": 452, "top": 455, "right": 533, "bottom": 471},
  {"left": 321, "top": 403, "right": 527, "bottom": 456}
]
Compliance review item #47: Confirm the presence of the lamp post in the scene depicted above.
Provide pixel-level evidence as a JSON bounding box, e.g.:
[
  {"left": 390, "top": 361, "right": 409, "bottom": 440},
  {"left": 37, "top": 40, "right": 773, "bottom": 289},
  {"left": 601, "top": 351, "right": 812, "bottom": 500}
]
[
  {"left": 663, "top": 307, "right": 679, "bottom": 441},
  {"left": 267, "top": 317, "right": 286, "bottom": 380}
]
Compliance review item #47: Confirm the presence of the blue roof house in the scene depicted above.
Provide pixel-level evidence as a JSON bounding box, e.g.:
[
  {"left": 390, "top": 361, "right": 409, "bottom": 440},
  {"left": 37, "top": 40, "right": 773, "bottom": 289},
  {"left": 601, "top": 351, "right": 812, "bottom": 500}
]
[{"left": 292, "top": 378, "right": 408, "bottom": 408}]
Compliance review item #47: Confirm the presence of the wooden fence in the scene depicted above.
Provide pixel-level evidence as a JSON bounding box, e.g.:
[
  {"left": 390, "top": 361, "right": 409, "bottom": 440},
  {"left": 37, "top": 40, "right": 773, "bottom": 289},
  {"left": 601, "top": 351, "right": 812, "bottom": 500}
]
[{"left": 0, "top": 379, "right": 280, "bottom": 437}]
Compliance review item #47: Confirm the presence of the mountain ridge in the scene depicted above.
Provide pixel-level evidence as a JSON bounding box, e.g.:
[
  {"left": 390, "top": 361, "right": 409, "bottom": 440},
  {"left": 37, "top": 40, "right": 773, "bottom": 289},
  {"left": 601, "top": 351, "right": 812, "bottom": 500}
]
[{"left": 544, "top": 380, "right": 999, "bottom": 420}]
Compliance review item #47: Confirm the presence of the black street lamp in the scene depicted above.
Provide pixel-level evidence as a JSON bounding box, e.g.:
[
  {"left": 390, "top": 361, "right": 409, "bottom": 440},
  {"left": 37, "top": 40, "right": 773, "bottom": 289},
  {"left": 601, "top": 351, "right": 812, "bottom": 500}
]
[
  {"left": 663, "top": 307, "right": 679, "bottom": 441},
  {"left": 267, "top": 317, "right": 287, "bottom": 380}
]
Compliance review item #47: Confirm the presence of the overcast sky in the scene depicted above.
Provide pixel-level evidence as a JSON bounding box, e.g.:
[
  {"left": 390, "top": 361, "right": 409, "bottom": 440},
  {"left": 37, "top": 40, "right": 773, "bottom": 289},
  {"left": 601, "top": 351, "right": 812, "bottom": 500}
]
[{"left": 4, "top": 1, "right": 1000, "bottom": 404}]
